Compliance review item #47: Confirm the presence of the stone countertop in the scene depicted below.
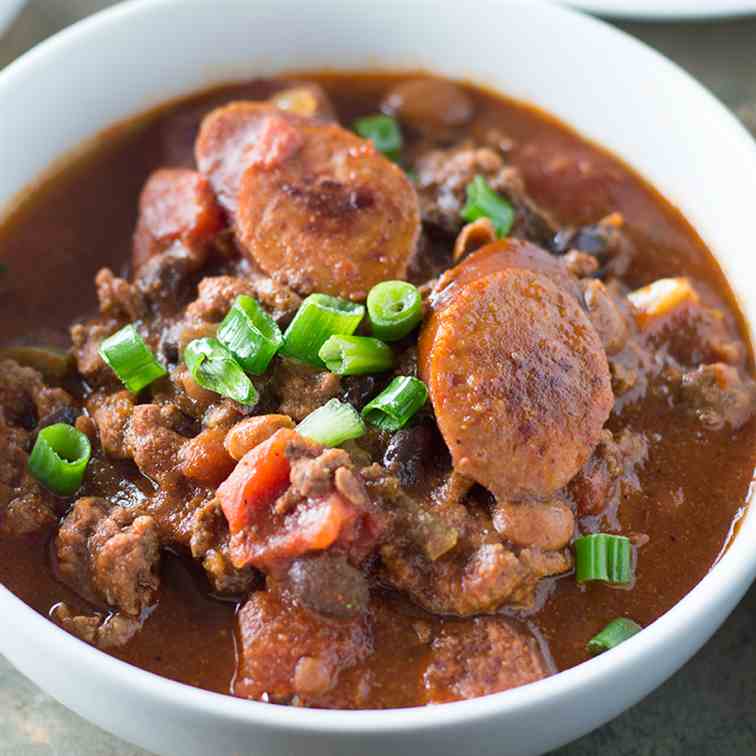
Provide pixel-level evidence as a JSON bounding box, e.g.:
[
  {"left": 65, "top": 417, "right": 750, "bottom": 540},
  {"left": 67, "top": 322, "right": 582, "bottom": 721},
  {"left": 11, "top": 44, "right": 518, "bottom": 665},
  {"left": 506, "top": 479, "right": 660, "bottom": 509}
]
[{"left": 1, "top": 2, "right": 755, "bottom": 754}]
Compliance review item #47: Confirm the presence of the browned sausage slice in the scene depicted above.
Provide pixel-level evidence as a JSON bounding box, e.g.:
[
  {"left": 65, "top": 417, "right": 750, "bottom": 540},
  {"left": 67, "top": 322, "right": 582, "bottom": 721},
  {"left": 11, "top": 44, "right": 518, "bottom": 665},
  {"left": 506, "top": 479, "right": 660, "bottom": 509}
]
[
  {"left": 132, "top": 168, "right": 224, "bottom": 271},
  {"left": 194, "top": 101, "right": 306, "bottom": 211},
  {"left": 419, "top": 238, "right": 582, "bottom": 375},
  {"left": 236, "top": 119, "right": 421, "bottom": 299},
  {"left": 419, "top": 268, "right": 612, "bottom": 500},
  {"left": 434, "top": 238, "right": 581, "bottom": 306}
]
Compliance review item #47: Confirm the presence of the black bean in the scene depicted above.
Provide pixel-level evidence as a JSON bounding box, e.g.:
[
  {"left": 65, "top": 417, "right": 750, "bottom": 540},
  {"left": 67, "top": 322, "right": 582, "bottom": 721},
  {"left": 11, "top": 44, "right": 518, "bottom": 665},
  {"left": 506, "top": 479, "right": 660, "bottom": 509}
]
[
  {"left": 382, "top": 423, "right": 436, "bottom": 488},
  {"left": 286, "top": 554, "right": 369, "bottom": 618},
  {"left": 37, "top": 406, "right": 81, "bottom": 430},
  {"left": 550, "top": 224, "right": 610, "bottom": 257},
  {"left": 341, "top": 374, "right": 388, "bottom": 411}
]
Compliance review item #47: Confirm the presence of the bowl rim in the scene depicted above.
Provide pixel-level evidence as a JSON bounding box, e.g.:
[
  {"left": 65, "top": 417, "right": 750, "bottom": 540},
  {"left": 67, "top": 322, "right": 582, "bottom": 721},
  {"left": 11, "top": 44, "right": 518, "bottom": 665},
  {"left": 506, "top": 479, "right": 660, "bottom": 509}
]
[
  {"left": 0, "top": 0, "right": 755, "bottom": 735},
  {"left": 557, "top": 0, "right": 756, "bottom": 20}
]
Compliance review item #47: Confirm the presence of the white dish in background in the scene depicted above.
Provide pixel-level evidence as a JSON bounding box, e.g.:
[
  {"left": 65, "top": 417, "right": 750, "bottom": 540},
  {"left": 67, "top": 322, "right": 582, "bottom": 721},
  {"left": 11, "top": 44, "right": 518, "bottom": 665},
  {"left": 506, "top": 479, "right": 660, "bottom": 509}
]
[
  {"left": 0, "top": 1, "right": 755, "bottom": 755},
  {"left": 554, "top": 0, "right": 756, "bottom": 19},
  {"left": 0, "top": 0, "right": 24, "bottom": 37}
]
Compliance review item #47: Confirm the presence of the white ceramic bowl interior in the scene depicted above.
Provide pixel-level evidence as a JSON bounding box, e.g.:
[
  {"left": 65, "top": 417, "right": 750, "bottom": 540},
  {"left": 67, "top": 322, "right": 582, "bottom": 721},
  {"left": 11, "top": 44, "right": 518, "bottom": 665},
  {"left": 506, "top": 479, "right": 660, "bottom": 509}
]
[
  {"left": 0, "top": 1, "right": 754, "bottom": 755},
  {"left": 554, "top": 0, "right": 756, "bottom": 19}
]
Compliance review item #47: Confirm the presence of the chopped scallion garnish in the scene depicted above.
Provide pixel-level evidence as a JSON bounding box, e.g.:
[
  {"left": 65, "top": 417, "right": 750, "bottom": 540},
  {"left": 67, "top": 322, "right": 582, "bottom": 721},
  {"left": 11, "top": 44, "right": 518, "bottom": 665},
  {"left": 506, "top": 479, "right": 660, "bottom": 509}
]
[
  {"left": 587, "top": 618, "right": 642, "bottom": 656},
  {"left": 353, "top": 114, "right": 402, "bottom": 161},
  {"left": 28, "top": 423, "right": 91, "bottom": 496},
  {"left": 361, "top": 376, "right": 428, "bottom": 431},
  {"left": 280, "top": 293, "right": 365, "bottom": 366},
  {"left": 319, "top": 335, "right": 393, "bottom": 376},
  {"left": 366, "top": 281, "right": 423, "bottom": 341},
  {"left": 461, "top": 175, "right": 515, "bottom": 238},
  {"left": 296, "top": 398, "right": 366, "bottom": 447},
  {"left": 575, "top": 533, "right": 633, "bottom": 585},
  {"left": 217, "top": 294, "right": 282, "bottom": 374},
  {"left": 184, "top": 337, "right": 258, "bottom": 406},
  {"left": 99, "top": 324, "right": 167, "bottom": 393}
]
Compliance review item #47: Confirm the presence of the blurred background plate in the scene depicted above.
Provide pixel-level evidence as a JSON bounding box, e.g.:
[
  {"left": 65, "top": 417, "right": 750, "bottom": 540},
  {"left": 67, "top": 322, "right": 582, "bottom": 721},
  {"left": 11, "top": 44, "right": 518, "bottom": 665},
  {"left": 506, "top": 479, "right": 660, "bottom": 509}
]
[
  {"left": 555, "top": 0, "right": 756, "bottom": 19},
  {"left": 0, "top": 0, "right": 24, "bottom": 37}
]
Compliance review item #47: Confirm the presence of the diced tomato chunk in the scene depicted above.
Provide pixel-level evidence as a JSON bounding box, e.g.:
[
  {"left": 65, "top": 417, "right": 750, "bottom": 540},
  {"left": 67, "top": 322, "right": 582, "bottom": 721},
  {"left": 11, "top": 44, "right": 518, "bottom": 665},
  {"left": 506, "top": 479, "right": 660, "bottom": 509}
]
[
  {"left": 229, "top": 493, "right": 357, "bottom": 570},
  {"left": 289, "top": 493, "right": 356, "bottom": 552},
  {"left": 216, "top": 428, "right": 298, "bottom": 534},
  {"left": 219, "top": 429, "right": 384, "bottom": 572}
]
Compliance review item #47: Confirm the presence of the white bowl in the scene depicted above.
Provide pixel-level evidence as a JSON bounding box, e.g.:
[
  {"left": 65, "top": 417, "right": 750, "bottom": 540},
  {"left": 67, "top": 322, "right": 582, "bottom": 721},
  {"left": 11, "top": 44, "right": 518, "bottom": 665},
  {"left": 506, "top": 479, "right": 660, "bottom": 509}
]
[
  {"left": 554, "top": 0, "right": 756, "bottom": 19},
  {"left": 1, "top": 1, "right": 754, "bottom": 755}
]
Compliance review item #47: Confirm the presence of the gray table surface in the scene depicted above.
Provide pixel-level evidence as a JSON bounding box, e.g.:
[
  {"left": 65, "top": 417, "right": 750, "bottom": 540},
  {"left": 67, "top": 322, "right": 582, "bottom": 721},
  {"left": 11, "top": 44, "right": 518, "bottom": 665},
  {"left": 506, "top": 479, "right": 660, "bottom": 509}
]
[{"left": 1, "top": 2, "right": 755, "bottom": 754}]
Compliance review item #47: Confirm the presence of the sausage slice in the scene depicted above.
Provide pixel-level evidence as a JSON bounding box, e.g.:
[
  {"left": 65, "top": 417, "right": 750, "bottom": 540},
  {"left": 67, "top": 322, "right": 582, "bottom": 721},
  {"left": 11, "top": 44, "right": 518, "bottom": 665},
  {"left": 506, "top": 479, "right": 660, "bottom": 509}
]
[
  {"left": 419, "top": 268, "right": 612, "bottom": 500},
  {"left": 132, "top": 168, "right": 224, "bottom": 271},
  {"left": 236, "top": 120, "right": 420, "bottom": 299},
  {"left": 418, "top": 239, "right": 583, "bottom": 391},
  {"left": 196, "top": 102, "right": 421, "bottom": 299},
  {"left": 434, "top": 238, "right": 582, "bottom": 307},
  {"left": 195, "top": 101, "right": 306, "bottom": 211}
]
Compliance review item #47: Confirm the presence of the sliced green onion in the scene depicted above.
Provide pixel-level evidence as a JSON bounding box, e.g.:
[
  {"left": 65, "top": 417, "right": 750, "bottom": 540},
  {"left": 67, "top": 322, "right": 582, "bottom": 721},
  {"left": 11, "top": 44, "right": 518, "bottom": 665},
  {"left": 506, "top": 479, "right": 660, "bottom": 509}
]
[
  {"left": 280, "top": 293, "right": 365, "bottom": 366},
  {"left": 575, "top": 533, "right": 633, "bottom": 585},
  {"left": 297, "top": 398, "right": 366, "bottom": 447},
  {"left": 183, "top": 338, "right": 258, "bottom": 406},
  {"left": 318, "top": 335, "right": 393, "bottom": 376},
  {"left": 217, "top": 294, "right": 282, "bottom": 375},
  {"left": 361, "top": 376, "right": 428, "bottom": 431},
  {"left": 28, "top": 423, "right": 91, "bottom": 496},
  {"left": 353, "top": 114, "right": 402, "bottom": 161},
  {"left": 366, "top": 281, "right": 423, "bottom": 341},
  {"left": 99, "top": 324, "right": 167, "bottom": 393},
  {"left": 587, "top": 618, "right": 642, "bottom": 656},
  {"left": 461, "top": 175, "right": 515, "bottom": 238}
]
